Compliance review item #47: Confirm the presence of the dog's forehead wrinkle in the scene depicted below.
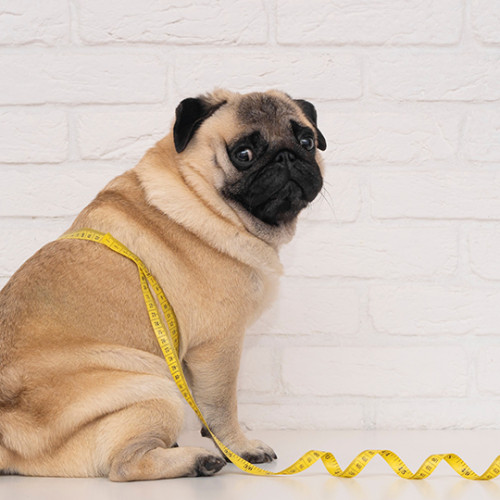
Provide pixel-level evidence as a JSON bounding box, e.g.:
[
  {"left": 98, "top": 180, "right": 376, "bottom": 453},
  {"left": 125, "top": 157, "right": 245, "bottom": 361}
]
[{"left": 237, "top": 93, "right": 296, "bottom": 127}]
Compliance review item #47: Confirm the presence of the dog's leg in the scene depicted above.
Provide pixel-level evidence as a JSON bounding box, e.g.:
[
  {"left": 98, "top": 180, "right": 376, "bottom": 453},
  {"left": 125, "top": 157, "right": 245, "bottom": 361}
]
[
  {"left": 105, "top": 400, "right": 226, "bottom": 481},
  {"left": 184, "top": 340, "right": 277, "bottom": 464},
  {"left": 8, "top": 397, "right": 225, "bottom": 481},
  {"left": 1, "top": 355, "right": 227, "bottom": 481}
]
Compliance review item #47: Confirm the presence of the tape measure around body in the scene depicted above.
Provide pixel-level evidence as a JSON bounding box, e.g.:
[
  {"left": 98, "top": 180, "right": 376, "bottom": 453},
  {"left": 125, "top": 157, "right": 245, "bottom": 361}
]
[{"left": 59, "top": 229, "right": 500, "bottom": 480}]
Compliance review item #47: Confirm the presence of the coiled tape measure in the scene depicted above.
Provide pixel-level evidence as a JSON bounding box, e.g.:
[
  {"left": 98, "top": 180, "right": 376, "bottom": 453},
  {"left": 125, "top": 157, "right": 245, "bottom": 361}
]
[{"left": 60, "top": 229, "right": 500, "bottom": 480}]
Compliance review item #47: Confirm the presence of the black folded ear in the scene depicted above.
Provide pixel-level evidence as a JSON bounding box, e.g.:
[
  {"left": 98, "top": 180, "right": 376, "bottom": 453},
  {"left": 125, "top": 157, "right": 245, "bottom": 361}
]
[
  {"left": 294, "top": 99, "right": 327, "bottom": 151},
  {"left": 173, "top": 97, "right": 225, "bottom": 153}
]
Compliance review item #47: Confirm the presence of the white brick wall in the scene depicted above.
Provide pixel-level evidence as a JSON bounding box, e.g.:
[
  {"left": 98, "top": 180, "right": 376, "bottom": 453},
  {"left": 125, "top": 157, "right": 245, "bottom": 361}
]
[
  {"left": 276, "top": 0, "right": 462, "bottom": 45},
  {"left": 0, "top": 110, "right": 67, "bottom": 163},
  {"left": 0, "top": 0, "right": 69, "bottom": 45},
  {"left": 79, "top": 0, "right": 268, "bottom": 45},
  {"left": 2, "top": 0, "right": 500, "bottom": 431},
  {"left": 282, "top": 346, "right": 468, "bottom": 398},
  {"left": 0, "top": 52, "right": 166, "bottom": 104}
]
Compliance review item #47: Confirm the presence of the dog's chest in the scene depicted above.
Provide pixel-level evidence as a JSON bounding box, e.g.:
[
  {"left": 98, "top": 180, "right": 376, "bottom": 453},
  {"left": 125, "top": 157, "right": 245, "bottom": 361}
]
[
  {"left": 215, "top": 265, "right": 279, "bottom": 330},
  {"left": 171, "top": 258, "right": 279, "bottom": 347}
]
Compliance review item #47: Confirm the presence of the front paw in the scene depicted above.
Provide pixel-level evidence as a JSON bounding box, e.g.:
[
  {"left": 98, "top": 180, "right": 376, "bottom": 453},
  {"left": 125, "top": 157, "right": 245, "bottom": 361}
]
[
  {"left": 200, "top": 427, "right": 277, "bottom": 464},
  {"left": 239, "top": 439, "right": 278, "bottom": 464}
]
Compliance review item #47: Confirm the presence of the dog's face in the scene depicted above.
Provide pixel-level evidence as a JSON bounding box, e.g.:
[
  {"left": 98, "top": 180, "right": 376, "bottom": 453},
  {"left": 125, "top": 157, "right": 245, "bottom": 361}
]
[{"left": 172, "top": 89, "right": 326, "bottom": 228}]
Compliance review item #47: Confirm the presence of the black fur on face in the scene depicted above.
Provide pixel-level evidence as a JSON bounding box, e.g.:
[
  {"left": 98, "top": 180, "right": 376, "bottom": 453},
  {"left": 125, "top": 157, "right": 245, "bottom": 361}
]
[{"left": 222, "top": 121, "right": 323, "bottom": 226}]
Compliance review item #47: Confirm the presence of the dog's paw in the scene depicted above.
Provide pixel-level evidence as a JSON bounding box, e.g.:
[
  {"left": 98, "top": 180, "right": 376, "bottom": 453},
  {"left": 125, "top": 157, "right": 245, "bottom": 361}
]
[
  {"left": 235, "top": 439, "right": 278, "bottom": 464},
  {"left": 194, "top": 454, "right": 227, "bottom": 476},
  {"left": 200, "top": 427, "right": 277, "bottom": 465}
]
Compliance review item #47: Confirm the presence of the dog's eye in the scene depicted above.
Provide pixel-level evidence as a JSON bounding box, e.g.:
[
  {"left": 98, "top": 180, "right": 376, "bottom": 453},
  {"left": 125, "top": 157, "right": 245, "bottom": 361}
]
[
  {"left": 235, "top": 147, "right": 254, "bottom": 163},
  {"left": 299, "top": 137, "right": 315, "bottom": 151}
]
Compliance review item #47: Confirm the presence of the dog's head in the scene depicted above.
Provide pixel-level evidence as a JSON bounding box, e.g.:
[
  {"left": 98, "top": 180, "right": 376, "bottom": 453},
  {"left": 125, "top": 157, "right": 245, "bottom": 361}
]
[{"left": 172, "top": 89, "right": 326, "bottom": 230}]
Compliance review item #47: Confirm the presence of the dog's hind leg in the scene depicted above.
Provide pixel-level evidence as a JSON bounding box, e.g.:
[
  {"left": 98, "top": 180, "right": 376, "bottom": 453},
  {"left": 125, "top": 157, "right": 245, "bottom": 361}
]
[
  {"left": 100, "top": 398, "right": 226, "bottom": 481},
  {"left": 9, "top": 396, "right": 225, "bottom": 480},
  {"left": 103, "top": 399, "right": 226, "bottom": 481}
]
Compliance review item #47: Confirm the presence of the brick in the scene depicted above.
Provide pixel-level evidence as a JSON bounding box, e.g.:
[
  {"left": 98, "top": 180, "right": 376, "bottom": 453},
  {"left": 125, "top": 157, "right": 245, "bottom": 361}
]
[
  {"left": 0, "top": 218, "right": 72, "bottom": 278},
  {"left": 281, "top": 223, "right": 457, "bottom": 279},
  {"left": 370, "top": 53, "right": 500, "bottom": 101},
  {"left": 277, "top": 0, "right": 461, "bottom": 46},
  {"left": 477, "top": 347, "right": 500, "bottom": 395},
  {"left": 78, "top": 0, "right": 267, "bottom": 44},
  {"left": 0, "top": 0, "right": 69, "bottom": 45},
  {"left": 320, "top": 111, "right": 459, "bottom": 164},
  {"left": 464, "top": 110, "right": 500, "bottom": 162},
  {"left": 174, "top": 53, "right": 362, "bottom": 100},
  {"left": 0, "top": 164, "right": 124, "bottom": 217},
  {"left": 469, "top": 226, "right": 500, "bottom": 280},
  {"left": 0, "top": 110, "right": 67, "bottom": 163},
  {"left": 282, "top": 346, "right": 467, "bottom": 397},
  {"left": 0, "top": 53, "right": 166, "bottom": 104},
  {"left": 247, "top": 277, "right": 359, "bottom": 336},
  {"left": 77, "top": 111, "right": 167, "bottom": 160},
  {"left": 371, "top": 171, "right": 500, "bottom": 220},
  {"left": 238, "top": 345, "right": 277, "bottom": 393},
  {"left": 375, "top": 399, "right": 500, "bottom": 429},
  {"left": 471, "top": 0, "right": 500, "bottom": 44},
  {"left": 239, "top": 402, "right": 364, "bottom": 430},
  {"left": 370, "top": 285, "right": 500, "bottom": 335}
]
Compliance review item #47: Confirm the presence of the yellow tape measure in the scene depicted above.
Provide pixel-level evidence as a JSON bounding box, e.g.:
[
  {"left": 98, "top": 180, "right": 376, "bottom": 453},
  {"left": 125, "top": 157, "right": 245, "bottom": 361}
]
[{"left": 60, "top": 229, "right": 500, "bottom": 480}]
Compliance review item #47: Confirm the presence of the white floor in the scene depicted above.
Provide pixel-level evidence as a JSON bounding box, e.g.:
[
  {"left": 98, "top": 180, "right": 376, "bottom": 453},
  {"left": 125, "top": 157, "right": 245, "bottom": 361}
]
[{"left": 3, "top": 430, "right": 500, "bottom": 500}]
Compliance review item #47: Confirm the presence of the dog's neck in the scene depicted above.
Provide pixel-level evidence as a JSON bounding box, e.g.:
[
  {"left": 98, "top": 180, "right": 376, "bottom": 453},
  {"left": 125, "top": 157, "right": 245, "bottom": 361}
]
[{"left": 135, "top": 139, "right": 284, "bottom": 276}]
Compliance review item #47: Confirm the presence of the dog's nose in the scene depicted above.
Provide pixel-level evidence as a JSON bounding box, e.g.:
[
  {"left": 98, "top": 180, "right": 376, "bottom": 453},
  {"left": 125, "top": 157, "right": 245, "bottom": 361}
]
[{"left": 274, "top": 150, "right": 296, "bottom": 164}]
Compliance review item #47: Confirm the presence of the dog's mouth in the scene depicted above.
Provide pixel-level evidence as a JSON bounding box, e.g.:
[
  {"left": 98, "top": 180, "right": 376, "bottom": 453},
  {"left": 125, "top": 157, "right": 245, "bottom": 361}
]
[
  {"left": 250, "top": 180, "right": 308, "bottom": 225},
  {"left": 225, "top": 161, "right": 323, "bottom": 226}
]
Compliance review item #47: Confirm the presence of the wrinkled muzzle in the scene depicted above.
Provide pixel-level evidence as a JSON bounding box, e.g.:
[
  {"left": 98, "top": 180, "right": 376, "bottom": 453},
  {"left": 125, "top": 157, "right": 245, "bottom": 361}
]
[{"left": 233, "top": 154, "right": 323, "bottom": 226}]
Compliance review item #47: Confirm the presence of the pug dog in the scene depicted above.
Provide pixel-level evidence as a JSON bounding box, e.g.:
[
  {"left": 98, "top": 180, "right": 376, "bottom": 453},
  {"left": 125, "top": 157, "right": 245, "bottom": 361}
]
[{"left": 0, "top": 89, "right": 326, "bottom": 481}]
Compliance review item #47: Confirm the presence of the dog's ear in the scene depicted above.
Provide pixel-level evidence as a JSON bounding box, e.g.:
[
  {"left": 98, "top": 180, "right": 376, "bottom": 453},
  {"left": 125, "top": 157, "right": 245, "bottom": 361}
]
[
  {"left": 173, "top": 97, "right": 225, "bottom": 153},
  {"left": 294, "top": 99, "right": 327, "bottom": 151}
]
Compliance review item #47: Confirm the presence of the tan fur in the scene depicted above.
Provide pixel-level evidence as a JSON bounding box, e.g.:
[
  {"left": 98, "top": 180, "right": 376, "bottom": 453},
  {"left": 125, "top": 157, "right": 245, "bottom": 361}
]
[{"left": 0, "top": 89, "right": 324, "bottom": 480}]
